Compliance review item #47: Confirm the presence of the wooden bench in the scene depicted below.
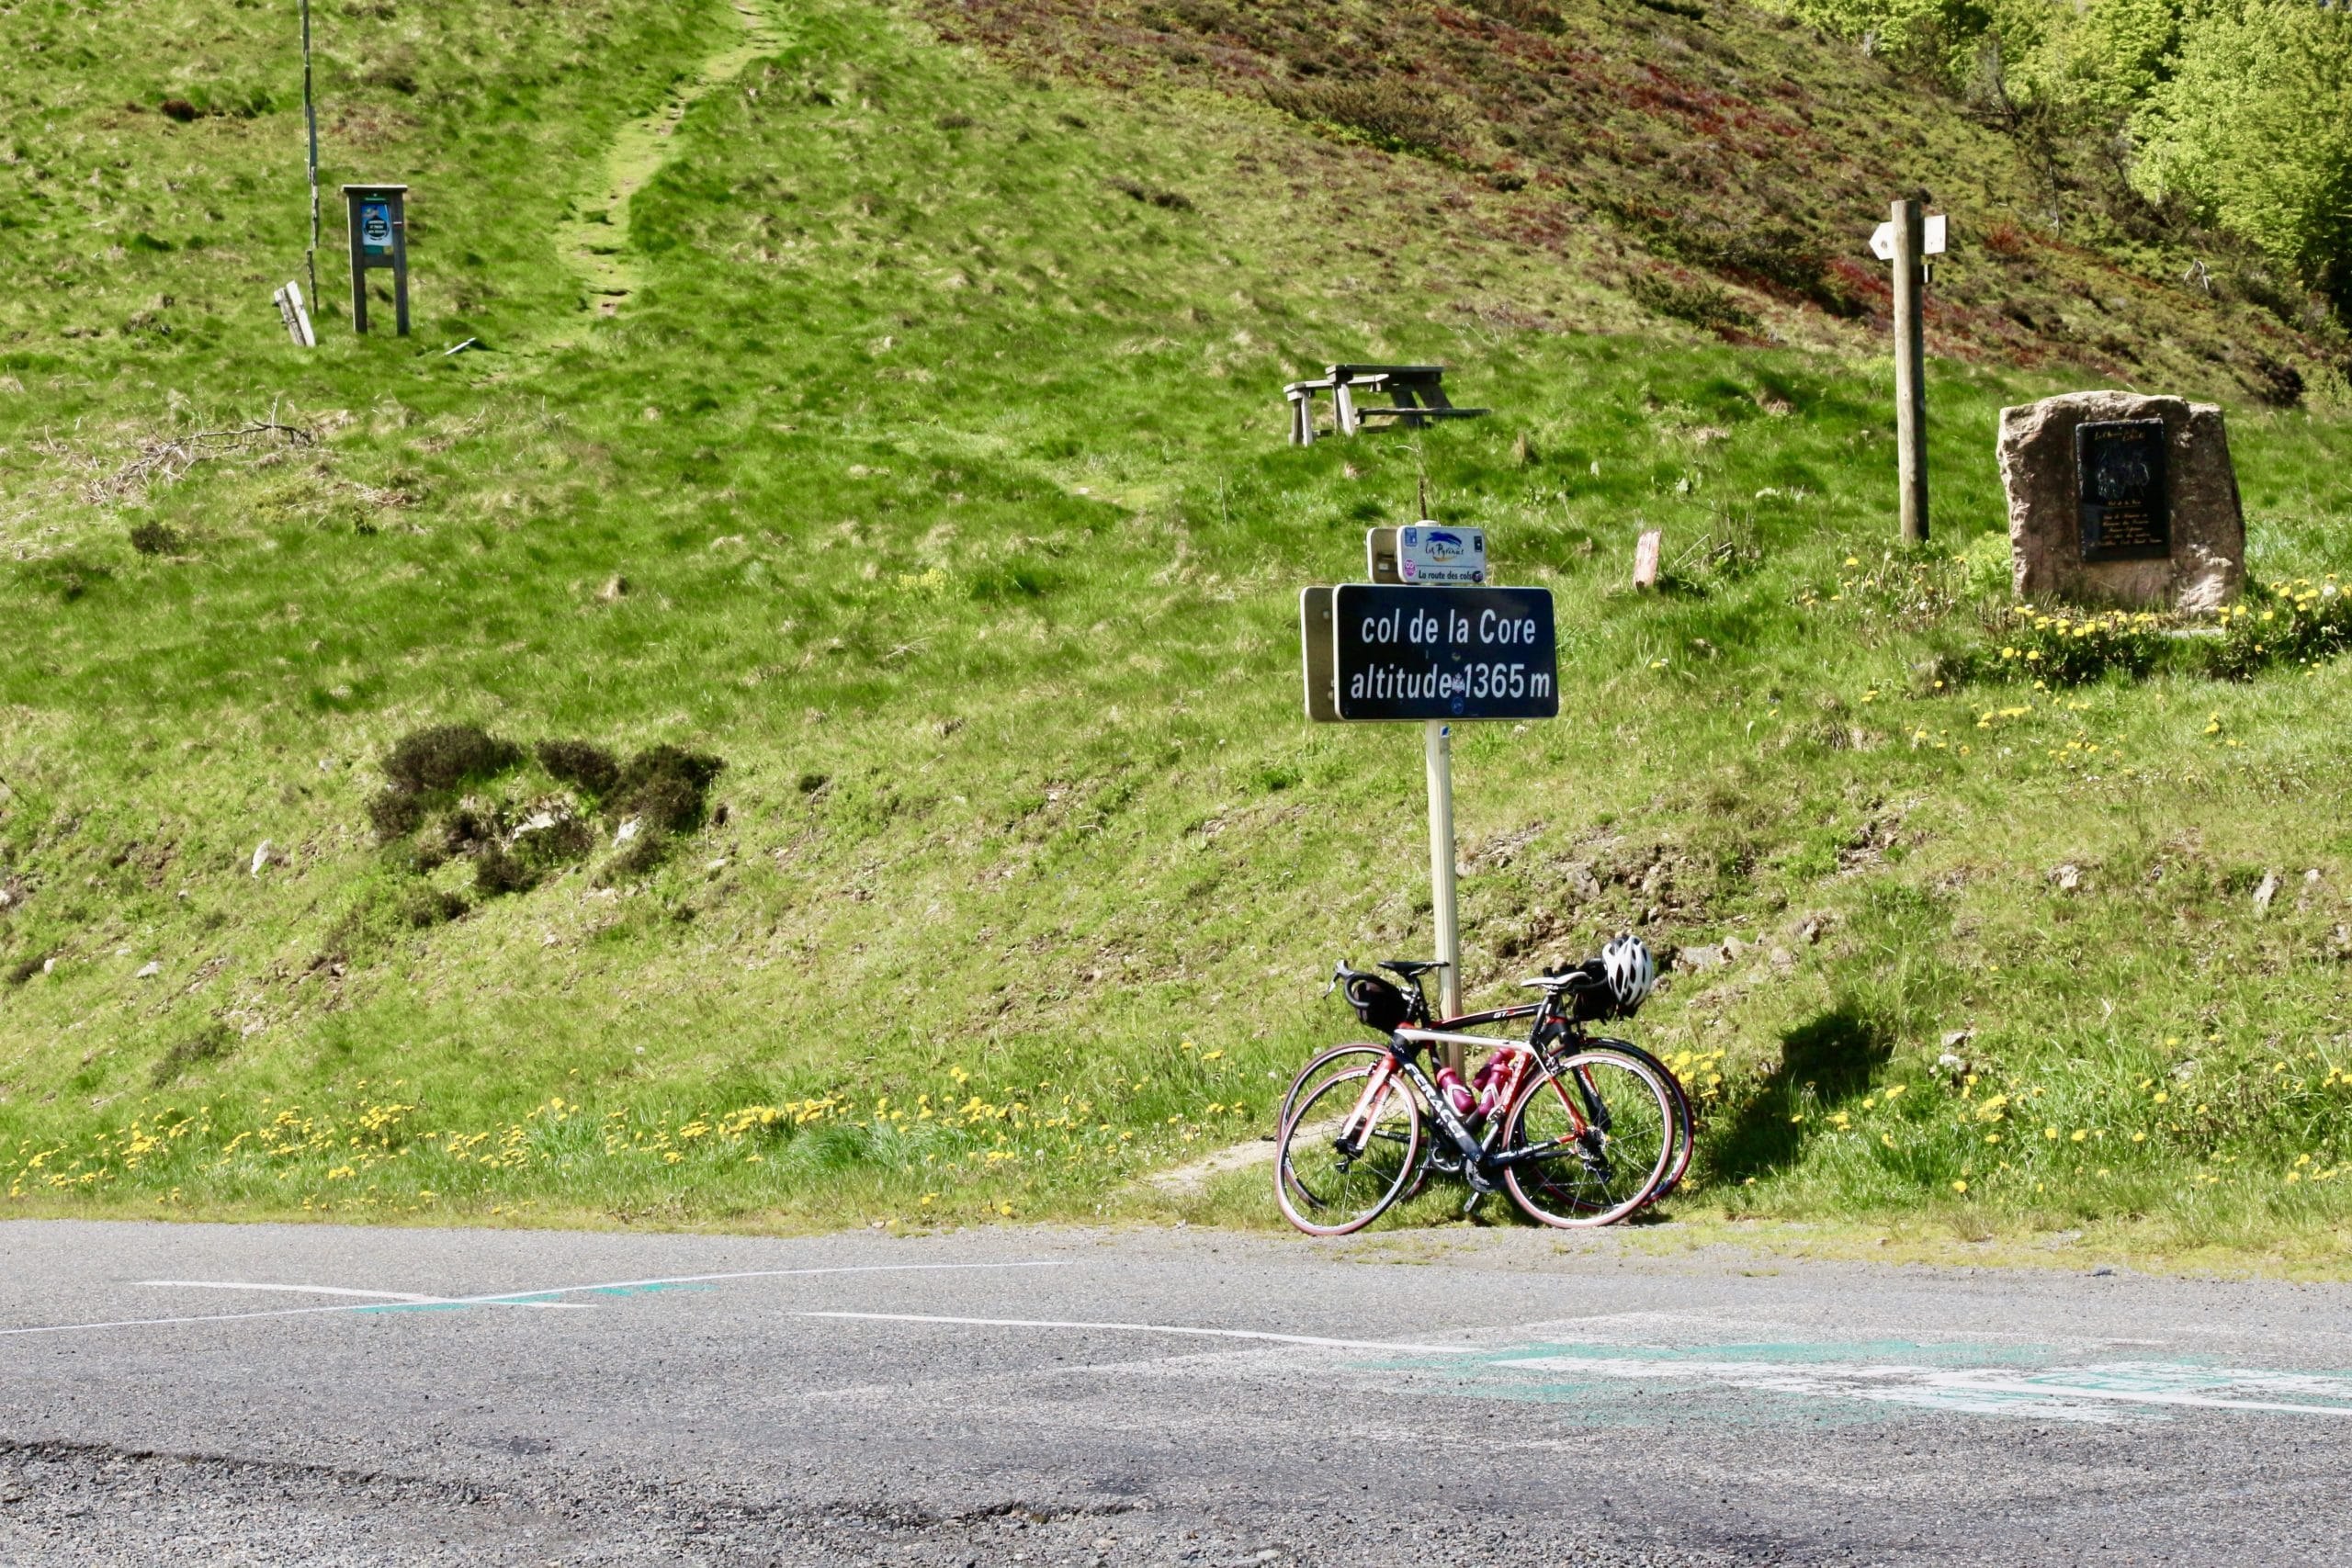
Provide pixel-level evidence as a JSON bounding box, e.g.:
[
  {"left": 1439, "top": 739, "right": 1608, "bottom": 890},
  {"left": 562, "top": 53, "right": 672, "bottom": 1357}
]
[{"left": 1284, "top": 364, "right": 1489, "bottom": 446}]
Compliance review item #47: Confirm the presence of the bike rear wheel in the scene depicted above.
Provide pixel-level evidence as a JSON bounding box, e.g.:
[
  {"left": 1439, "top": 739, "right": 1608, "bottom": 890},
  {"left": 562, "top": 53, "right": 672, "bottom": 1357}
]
[
  {"left": 1273, "top": 1063, "right": 1421, "bottom": 1235},
  {"left": 1500, "top": 1048, "right": 1674, "bottom": 1228},
  {"left": 1579, "top": 1037, "right": 1696, "bottom": 1206}
]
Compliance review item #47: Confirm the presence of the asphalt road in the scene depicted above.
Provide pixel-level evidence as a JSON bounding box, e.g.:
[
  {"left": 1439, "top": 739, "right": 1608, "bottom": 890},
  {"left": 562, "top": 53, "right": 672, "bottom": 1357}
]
[{"left": 6, "top": 1220, "right": 2352, "bottom": 1565}]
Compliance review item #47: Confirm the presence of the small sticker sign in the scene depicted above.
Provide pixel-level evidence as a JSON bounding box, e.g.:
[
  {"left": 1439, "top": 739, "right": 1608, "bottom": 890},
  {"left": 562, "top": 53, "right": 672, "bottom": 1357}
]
[
  {"left": 1396, "top": 524, "right": 1486, "bottom": 585},
  {"left": 358, "top": 200, "right": 394, "bottom": 254}
]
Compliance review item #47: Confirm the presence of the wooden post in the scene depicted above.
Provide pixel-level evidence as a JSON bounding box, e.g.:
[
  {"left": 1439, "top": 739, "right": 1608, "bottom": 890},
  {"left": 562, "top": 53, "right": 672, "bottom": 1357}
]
[
  {"left": 301, "top": 0, "right": 321, "bottom": 312},
  {"left": 1891, "top": 196, "right": 1928, "bottom": 544},
  {"left": 1632, "top": 528, "right": 1663, "bottom": 589}
]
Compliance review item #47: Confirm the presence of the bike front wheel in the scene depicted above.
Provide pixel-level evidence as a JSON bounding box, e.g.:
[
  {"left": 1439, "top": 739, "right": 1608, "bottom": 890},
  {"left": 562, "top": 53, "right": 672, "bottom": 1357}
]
[
  {"left": 1500, "top": 1048, "right": 1675, "bottom": 1228},
  {"left": 1273, "top": 1062, "right": 1421, "bottom": 1236}
]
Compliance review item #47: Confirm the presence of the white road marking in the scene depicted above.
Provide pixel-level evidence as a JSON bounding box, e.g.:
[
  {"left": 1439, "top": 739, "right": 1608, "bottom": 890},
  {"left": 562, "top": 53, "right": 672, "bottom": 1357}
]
[
  {"left": 2, "top": 1259, "right": 1070, "bottom": 1338},
  {"left": 797, "top": 1310, "right": 1483, "bottom": 1355},
  {"left": 141, "top": 1280, "right": 582, "bottom": 1309},
  {"left": 1473, "top": 1352, "right": 2352, "bottom": 1424}
]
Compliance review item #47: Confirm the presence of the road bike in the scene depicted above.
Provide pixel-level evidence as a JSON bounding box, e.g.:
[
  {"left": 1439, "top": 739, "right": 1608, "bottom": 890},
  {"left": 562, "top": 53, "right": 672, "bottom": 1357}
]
[{"left": 1273, "top": 958, "right": 1692, "bottom": 1235}]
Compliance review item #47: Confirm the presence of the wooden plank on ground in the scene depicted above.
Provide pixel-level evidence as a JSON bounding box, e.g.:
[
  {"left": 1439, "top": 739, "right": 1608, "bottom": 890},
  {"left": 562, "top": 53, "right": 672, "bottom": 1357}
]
[{"left": 1633, "top": 529, "right": 1664, "bottom": 589}]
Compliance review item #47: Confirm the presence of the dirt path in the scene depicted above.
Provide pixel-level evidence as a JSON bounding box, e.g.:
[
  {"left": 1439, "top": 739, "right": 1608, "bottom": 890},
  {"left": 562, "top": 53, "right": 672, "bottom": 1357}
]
[{"left": 554, "top": 0, "right": 788, "bottom": 315}]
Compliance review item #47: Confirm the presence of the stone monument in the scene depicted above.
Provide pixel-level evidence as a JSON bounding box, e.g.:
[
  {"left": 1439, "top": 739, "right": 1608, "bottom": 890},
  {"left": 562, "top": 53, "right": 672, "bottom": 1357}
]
[{"left": 1996, "top": 390, "right": 2245, "bottom": 611}]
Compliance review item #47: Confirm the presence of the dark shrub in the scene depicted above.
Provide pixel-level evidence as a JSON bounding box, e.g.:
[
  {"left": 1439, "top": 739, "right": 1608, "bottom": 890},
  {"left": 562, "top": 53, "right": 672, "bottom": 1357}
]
[
  {"left": 537, "top": 739, "right": 620, "bottom": 796},
  {"left": 1263, "top": 79, "right": 1462, "bottom": 157},
  {"left": 1629, "top": 272, "right": 1758, "bottom": 336},
  {"left": 151, "top": 1023, "right": 232, "bottom": 1087},
  {"left": 602, "top": 829, "right": 670, "bottom": 884},
  {"left": 615, "top": 745, "right": 726, "bottom": 832},
  {"left": 399, "top": 887, "right": 469, "bottom": 928},
  {"left": 367, "top": 787, "right": 427, "bottom": 842},
  {"left": 129, "top": 521, "right": 184, "bottom": 556},
  {"left": 473, "top": 846, "right": 539, "bottom": 897},
  {"left": 382, "top": 725, "right": 523, "bottom": 795},
  {"left": 438, "top": 806, "right": 500, "bottom": 858},
  {"left": 514, "top": 814, "right": 596, "bottom": 867},
  {"left": 158, "top": 99, "right": 200, "bottom": 123}
]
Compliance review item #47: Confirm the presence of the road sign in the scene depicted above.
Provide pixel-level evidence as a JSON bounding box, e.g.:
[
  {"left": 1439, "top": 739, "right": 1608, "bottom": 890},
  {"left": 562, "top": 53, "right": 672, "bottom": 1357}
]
[
  {"left": 1299, "top": 586, "right": 1340, "bottom": 722},
  {"left": 1318, "top": 584, "right": 1557, "bottom": 723}
]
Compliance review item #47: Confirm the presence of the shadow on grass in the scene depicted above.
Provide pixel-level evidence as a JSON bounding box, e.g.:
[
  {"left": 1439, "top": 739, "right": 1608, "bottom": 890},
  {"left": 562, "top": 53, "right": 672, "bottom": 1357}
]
[{"left": 1708, "top": 1002, "right": 1894, "bottom": 1185}]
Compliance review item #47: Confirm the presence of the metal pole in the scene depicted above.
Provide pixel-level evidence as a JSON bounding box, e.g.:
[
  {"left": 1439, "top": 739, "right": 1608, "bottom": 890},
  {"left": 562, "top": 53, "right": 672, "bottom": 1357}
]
[
  {"left": 1423, "top": 719, "right": 1463, "bottom": 1071},
  {"left": 302, "top": 0, "right": 321, "bottom": 312},
  {"left": 1891, "top": 196, "right": 1928, "bottom": 544}
]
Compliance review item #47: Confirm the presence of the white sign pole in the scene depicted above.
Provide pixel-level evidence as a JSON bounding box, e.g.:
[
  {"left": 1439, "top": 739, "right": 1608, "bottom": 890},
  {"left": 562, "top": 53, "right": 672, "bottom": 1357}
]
[{"left": 1423, "top": 719, "right": 1463, "bottom": 1062}]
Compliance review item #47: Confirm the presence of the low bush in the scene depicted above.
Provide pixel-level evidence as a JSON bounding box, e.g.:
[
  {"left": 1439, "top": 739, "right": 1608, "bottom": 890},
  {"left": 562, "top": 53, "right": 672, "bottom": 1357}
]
[
  {"left": 1992, "top": 606, "right": 2165, "bottom": 685},
  {"left": 398, "top": 887, "right": 469, "bottom": 928},
  {"left": 1262, "top": 79, "right": 1462, "bottom": 157},
  {"left": 382, "top": 725, "right": 524, "bottom": 795},
  {"left": 2209, "top": 576, "right": 2352, "bottom": 679},
  {"left": 472, "top": 846, "right": 539, "bottom": 897},
  {"left": 1628, "top": 272, "right": 1758, "bottom": 336},
  {"left": 127, "top": 521, "right": 184, "bottom": 556},
  {"left": 614, "top": 745, "right": 726, "bottom": 833},
  {"left": 537, "top": 739, "right": 620, "bottom": 796}
]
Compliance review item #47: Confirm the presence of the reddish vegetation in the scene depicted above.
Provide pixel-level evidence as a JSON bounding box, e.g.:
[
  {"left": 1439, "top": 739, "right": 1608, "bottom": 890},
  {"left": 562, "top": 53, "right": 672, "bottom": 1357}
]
[{"left": 917, "top": 0, "right": 2326, "bottom": 397}]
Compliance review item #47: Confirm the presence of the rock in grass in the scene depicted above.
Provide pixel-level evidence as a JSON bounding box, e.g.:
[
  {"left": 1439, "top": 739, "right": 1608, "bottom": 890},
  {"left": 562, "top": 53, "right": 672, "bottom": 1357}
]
[
  {"left": 250, "top": 840, "right": 280, "bottom": 877},
  {"left": 1997, "top": 390, "right": 2245, "bottom": 612},
  {"left": 2253, "top": 870, "right": 2280, "bottom": 914}
]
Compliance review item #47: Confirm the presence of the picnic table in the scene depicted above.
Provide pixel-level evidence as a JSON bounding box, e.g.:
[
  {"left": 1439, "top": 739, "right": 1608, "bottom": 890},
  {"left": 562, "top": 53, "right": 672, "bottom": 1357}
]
[{"left": 1283, "top": 364, "right": 1488, "bottom": 446}]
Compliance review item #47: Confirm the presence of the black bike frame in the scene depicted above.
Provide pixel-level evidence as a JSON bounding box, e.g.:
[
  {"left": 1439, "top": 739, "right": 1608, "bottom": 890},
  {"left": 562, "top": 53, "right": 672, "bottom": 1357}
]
[{"left": 1380, "top": 1033, "right": 1589, "bottom": 1173}]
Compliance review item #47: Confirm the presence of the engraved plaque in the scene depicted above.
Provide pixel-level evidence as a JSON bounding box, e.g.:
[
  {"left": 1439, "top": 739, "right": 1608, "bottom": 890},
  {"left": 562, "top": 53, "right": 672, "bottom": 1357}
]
[{"left": 2076, "top": 419, "right": 2169, "bottom": 563}]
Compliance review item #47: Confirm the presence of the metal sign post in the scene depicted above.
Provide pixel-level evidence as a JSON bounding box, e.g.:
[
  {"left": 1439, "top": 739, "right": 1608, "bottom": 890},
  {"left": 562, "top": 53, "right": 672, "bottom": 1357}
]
[
  {"left": 1870, "top": 198, "right": 1947, "bottom": 545},
  {"left": 343, "top": 183, "right": 410, "bottom": 335},
  {"left": 1424, "top": 720, "right": 1461, "bottom": 1021},
  {"left": 1302, "top": 565, "right": 1557, "bottom": 1058}
]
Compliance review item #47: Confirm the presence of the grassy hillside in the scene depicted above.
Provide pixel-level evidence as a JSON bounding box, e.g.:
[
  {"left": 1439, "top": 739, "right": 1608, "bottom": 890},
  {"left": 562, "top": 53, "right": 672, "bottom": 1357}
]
[{"left": 3, "top": 0, "right": 2352, "bottom": 1258}]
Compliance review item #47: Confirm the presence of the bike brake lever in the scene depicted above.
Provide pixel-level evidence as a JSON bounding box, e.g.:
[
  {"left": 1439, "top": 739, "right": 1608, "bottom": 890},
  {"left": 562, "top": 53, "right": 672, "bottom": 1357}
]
[{"left": 1323, "top": 961, "right": 1349, "bottom": 998}]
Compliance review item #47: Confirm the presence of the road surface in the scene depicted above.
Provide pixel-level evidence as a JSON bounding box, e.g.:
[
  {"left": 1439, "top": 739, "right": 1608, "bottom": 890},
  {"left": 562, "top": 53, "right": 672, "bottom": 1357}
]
[{"left": 6, "top": 1218, "right": 2351, "bottom": 1564}]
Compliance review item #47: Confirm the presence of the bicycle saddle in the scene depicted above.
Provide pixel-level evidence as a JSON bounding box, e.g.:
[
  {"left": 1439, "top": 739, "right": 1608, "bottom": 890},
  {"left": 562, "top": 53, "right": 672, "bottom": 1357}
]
[
  {"left": 1520, "top": 960, "right": 1605, "bottom": 992},
  {"left": 1379, "top": 958, "right": 1450, "bottom": 980}
]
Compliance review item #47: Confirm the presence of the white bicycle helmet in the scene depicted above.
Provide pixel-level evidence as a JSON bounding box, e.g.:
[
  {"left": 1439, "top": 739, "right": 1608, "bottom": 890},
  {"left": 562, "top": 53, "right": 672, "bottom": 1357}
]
[{"left": 1600, "top": 933, "right": 1658, "bottom": 1015}]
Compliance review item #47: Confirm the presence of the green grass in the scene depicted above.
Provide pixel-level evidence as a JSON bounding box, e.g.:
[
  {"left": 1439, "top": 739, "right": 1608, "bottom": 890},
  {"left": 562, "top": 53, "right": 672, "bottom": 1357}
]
[{"left": 3, "top": 0, "right": 2352, "bottom": 1261}]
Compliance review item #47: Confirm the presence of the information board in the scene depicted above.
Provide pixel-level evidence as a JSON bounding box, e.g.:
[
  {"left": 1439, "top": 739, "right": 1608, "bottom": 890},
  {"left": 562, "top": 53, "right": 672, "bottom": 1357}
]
[
  {"left": 2075, "top": 419, "right": 2169, "bottom": 563},
  {"left": 1320, "top": 584, "right": 1557, "bottom": 723},
  {"left": 358, "top": 201, "right": 394, "bottom": 254}
]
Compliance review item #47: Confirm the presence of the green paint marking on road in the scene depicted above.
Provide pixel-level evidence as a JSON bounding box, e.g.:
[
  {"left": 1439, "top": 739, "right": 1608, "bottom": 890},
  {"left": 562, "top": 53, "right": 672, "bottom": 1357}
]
[{"left": 1354, "top": 1339, "right": 2352, "bottom": 1427}]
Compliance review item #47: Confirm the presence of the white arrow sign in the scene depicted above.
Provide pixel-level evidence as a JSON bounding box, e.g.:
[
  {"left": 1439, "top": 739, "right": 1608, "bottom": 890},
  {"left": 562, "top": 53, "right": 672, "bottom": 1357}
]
[{"left": 1871, "top": 215, "right": 1951, "bottom": 262}]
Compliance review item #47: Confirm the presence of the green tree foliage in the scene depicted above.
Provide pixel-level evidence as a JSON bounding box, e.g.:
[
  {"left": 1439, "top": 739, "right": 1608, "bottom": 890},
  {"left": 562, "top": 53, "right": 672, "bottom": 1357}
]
[{"left": 2131, "top": 2, "right": 2352, "bottom": 303}]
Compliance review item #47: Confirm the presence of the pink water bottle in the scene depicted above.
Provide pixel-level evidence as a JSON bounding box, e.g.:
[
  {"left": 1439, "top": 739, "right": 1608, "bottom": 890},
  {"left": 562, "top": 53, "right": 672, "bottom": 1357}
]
[{"left": 1435, "top": 1065, "right": 1479, "bottom": 1122}]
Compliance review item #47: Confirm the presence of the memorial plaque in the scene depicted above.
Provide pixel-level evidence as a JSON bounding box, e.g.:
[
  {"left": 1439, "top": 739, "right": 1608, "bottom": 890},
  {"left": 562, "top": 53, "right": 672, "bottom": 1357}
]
[
  {"left": 1324, "top": 584, "right": 1557, "bottom": 723},
  {"left": 2076, "top": 419, "right": 2169, "bottom": 563}
]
